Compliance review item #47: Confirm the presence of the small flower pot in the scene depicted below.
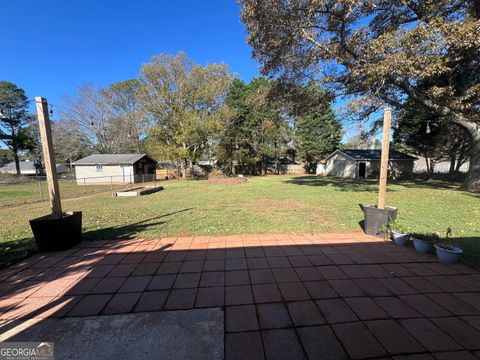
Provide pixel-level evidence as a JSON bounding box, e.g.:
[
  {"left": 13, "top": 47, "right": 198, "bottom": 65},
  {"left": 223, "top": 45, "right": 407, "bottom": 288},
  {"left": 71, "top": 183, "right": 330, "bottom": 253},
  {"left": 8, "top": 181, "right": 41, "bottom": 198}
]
[
  {"left": 392, "top": 231, "right": 409, "bottom": 246},
  {"left": 412, "top": 237, "right": 434, "bottom": 254},
  {"left": 30, "top": 211, "right": 82, "bottom": 252},
  {"left": 435, "top": 244, "right": 463, "bottom": 264},
  {"left": 359, "top": 204, "right": 398, "bottom": 236}
]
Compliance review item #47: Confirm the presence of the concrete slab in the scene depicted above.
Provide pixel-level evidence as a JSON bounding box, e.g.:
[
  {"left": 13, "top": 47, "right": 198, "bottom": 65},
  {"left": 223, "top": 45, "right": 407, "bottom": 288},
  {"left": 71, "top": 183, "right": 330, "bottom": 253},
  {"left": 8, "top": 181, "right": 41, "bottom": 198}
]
[{"left": 5, "top": 309, "right": 224, "bottom": 360}]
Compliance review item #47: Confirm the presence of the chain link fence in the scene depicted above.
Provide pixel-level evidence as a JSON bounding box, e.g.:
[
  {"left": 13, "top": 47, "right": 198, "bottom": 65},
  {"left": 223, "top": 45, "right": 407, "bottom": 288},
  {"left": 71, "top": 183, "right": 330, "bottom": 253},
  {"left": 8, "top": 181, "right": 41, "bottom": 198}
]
[{"left": 0, "top": 173, "right": 161, "bottom": 208}]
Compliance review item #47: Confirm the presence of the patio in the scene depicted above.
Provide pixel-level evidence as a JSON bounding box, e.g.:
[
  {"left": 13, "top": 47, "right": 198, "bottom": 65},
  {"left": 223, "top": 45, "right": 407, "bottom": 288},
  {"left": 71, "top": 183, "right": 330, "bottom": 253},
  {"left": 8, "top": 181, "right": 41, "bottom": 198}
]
[{"left": 0, "top": 232, "right": 480, "bottom": 359}]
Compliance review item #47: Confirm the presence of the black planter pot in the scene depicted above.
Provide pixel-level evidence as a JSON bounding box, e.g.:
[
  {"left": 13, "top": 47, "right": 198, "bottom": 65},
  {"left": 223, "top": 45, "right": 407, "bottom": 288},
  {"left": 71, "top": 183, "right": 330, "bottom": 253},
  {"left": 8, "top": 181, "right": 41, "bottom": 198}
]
[
  {"left": 359, "top": 204, "right": 398, "bottom": 236},
  {"left": 30, "top": 211, "right": 82, "bottom": 251}
]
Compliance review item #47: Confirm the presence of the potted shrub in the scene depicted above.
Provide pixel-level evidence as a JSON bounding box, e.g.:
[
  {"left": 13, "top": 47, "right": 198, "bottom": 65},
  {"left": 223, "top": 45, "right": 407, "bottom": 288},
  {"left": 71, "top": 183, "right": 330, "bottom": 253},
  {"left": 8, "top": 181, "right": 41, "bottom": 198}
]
[
  {"left": 411, "top": 232, "right": 438, "bottom": 254},
  {"left": 389, "top": 221, "right": 409, "bottom": 246},
  {"left": 435, "top": 227, "right": 463, "bottom": 264}
]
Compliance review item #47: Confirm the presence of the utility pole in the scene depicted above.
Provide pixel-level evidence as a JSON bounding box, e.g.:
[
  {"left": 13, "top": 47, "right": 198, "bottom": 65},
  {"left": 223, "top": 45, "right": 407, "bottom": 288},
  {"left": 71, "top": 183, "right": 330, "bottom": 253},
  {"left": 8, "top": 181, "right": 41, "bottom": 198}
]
[
  {"left": 377, "top": 108, "right": 391, "bottom": 210},
  {"left": 36, "top": 97, "right": 63, "bottom": 219}
]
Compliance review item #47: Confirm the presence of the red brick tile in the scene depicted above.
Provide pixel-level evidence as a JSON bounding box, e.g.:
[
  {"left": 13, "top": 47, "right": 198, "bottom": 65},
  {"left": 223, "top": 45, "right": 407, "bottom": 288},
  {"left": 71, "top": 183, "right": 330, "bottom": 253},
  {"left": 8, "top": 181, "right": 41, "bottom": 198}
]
[
  {"left": 287, "top": 300, "right": 325, "bottom": 326},
  {"left": 102, "top": 292, "right": 141, "bottom": 314},
  {"left": 378, "top": 278, "right": 419, "bottom": 295},
  {"left": 431, "top": 317, "right": 480, "bottom": 350},
  {"left": 354, "top": 278, "right": 392, "bottom": 297},
  {"left": 225, "top": 332, "right": 265, "bottom": 360},
  {"left": 272, "top": 268, "right": 300, "bottom": 283},
  {"left": 460, "top": 316, "right": 480, "bottom": 331},
  {"left": 252, "top": 283, "right": 282, "bottom": 303},
  {"left": 400, "top": 295, "right": 452, "bottom": 317},
  {"left": 147, "top": 274, "right": 175, "bottom": 291},
  {"left": 316, "top": 265, "right": 347, "bottom": 280},
  {"left": 1, "top": 296, "right": 55, "bottom": 319},
  {"left": 249, "top": 269, "right": 275, "bottom": 284},
  {"left": 226, "top": 285, "right": 253, "bottom": 305},
  {"left": 262, "top": 329, "right": 306, "bottom": 360},
  {"left": 245, "top": 248, "right": 265, "bottom": 258},
  {"left": 226, "top": 259, "right": 248, "bottom": 271},
  {"left": 426, "top": 293, "right": 479, "bottom": 316},
  {"left": 90, "top": 277, "right": 126, "bottom": 294},
  {"left": 304, "top": 280, "right": 338, "bottom": 299},
  {"left": 333, "top": 322, "right": 387, "bottom": 359},
  {"left": 361, "top": 264, "right": 394, "bottom": 278},
  {"left": 307, "top": 254, "right": 333, "bottom": 266},
  {"left": 164, "top": 288, "right": 196, "bottom": 310},
  {"left": 205, "top": 249, "right": 226, "bottom": 260},
  {"left": 338, "top": 264, "right": 371, "bottom": 279},
  {"left": 400, "top": 318, "right": 462, "bottom": 352},
  {"left": 226, "top": 305, "right": 259, "bottom": 332},
  {"left": 402, "top": 277, "right": 443, "bottom": 293},
  {"left": 403, "top": 263, "right": 438, "bottom": 276},
  {"left": 382, "top": 264, "right": 415, "bottom": 277},
  {"left": 294, "top": 267, "right": 323, "bottom": 281},
  {"left": 107, "top": 264, "right": 136, "bottom": 277},
  {"left": 278, "top": 282, "right": 310, "bottom": 301},
  {"left": 185, "top": 250, "right": 206, "bottom": 261},
  {"left": 142, "top": 252, "right": 166, "bottom": 263},
  {"left": 120, "top": 253, "right": 146, "bottom": 264},
  {"left": 328, "top": 279, "right": 365, "bottom": 297},
  {"left": 433, "top": 351, "right": 478, "bottom": 360},
  {"left": 373, "top": 296, "right": 421, "bottom": 319},
  {"left": 118, "top": 276, "right": 152, "bottom": 293},
  {"left": 173, "top": 273, "right": 201, "bottom": 289},
  {"left": 288, "top": 256, "right": 312, "bottom": 268},
  {"left": 163, "top": 251, "right": 186, "bottom": 262},
  {"left": 365, "top": 319, "right": 424, "bottom": 355},
  {"left": 195, "top": 286, "right": 224, "bottom": 308},
  {"left": 226, "top": 270, "right": 250, "bottom": 286},
  {"left": 156, "top": 261, "right": 182, "bottom": 274},
  {"left": 200, "top": 271, "right": 225, "bottom": 287},
  {"left": 257, "top": 302, "right": 292, "bottom": 329},
  {"left": 178, "top": 260, "right": 204, "bottom": 273},
  {"left": 226, "top": 249, "right": 245, "bottom": 259},
  {"left": 68, "top": 294, "right": 112, "bottom": 316},
  {"left": 345, "top": 297, "right": 389, "bottom": 320},
  {"left": 134, "top": 291, "right": 168, "bottom": 312},
  {"left": 316, "top": 299, "right": 358, "bottom": 323},
  {"left": 85, "top": 264, "right": 115, "bottom": 278},
  {"left": 454, "top": 293, "right": 480, "bottom": 312},
  {"left": 64, "top": 278, "right": 100, "bottom": 296},
  {"left": 326, "top": 253, "right": 355, "bottom": 265},
  {"left": 267, "top": 257, "right": 291, "bottom": 269},
  {"left": 297, "top": 325, "right": 346, "bottom": 359},
  {"left": 247, "top": 258, "right": 269, "bottom": 269},
  {"left": 448, "top": 275, "right": 480, "bottom": 292},
  {"left": 203, "top": 260, "right": 225, "bottom": 272},
  {"left": 132, "top": 263, "right": 159, "bottom": 276}
]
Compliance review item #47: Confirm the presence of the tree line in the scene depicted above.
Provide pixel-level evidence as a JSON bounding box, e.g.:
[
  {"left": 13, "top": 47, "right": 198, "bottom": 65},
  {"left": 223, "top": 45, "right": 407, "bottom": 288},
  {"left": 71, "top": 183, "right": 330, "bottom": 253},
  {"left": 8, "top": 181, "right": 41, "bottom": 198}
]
[{"left": 0, "top": 53, "right": 342, "bottom": 178}]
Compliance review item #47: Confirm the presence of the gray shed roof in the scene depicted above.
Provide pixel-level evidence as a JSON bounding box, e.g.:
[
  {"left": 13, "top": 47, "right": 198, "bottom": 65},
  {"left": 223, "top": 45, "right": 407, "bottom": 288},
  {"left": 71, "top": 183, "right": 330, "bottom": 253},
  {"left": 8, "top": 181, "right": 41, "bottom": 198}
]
[
  {"left": 72, "top": 154, "right": 155, "bottom": 166},
  {"left": 328, "top": 149, "right": 417, "bottom": 161}
]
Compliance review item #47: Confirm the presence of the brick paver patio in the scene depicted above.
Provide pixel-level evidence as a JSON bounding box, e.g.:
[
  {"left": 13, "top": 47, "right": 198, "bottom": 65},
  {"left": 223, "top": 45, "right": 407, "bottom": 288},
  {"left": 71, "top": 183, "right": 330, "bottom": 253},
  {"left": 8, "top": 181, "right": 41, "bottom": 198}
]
[{"left": 1, "top": 232, "right": 480, "bottom": 359}]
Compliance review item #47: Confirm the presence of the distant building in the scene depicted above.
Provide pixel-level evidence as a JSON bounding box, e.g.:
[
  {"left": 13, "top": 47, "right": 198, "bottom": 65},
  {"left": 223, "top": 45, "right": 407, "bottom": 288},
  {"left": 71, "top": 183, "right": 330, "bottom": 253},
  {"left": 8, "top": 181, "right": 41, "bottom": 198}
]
[
  {"left": 0, "top": 160, "right": 67, "bottom": 176},
  {"left": 72, "top": 154, "right": 157, "bottom": 184},
  {"left": 317, "top": 149, "right": 416, "bottom": 179}
]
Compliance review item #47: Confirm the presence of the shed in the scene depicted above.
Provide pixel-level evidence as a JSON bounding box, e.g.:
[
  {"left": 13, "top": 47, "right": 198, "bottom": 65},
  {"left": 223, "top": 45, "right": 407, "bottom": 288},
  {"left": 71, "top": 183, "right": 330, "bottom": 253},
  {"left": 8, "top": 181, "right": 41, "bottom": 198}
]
[
  {"left": 317, "top": 149, "right": 416, "bottom": 179},
  {"left": 72, "top": 154, "right": 157, "bottom": 184}
]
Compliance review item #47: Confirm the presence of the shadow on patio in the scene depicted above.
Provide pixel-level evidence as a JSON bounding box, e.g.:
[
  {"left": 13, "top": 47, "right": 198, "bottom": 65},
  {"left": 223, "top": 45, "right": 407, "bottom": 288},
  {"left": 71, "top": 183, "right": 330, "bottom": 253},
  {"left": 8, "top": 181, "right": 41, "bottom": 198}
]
[{"left": 0, "top": 232, "right": 479, "bottom": 359}]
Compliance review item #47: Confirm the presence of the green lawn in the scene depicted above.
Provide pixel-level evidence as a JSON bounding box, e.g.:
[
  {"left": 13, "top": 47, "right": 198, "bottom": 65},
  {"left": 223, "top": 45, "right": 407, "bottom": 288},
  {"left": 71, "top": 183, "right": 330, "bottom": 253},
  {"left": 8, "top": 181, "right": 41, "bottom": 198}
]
[{"left": 1, "top": 176, "right": 479, "bottom": 268}]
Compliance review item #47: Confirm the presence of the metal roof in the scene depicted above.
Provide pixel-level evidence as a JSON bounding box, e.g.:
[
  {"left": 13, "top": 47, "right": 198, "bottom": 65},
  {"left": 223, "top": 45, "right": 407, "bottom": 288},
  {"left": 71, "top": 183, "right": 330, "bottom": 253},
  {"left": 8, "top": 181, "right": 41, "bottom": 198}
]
[
  {"left": 328, "top": 149, "right": 417, "bottom": 161},
  {"left": 72, "top": 154, "right": 155, "bottom": 166}
]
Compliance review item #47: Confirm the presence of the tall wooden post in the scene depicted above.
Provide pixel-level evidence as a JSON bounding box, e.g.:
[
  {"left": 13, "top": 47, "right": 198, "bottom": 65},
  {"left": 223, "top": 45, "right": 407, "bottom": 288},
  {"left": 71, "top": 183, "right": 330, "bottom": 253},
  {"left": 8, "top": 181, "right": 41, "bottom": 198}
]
[
  {"left": 36, "top": 97, "right": 63, "bottom": 219},
  {"left": 377, "top": 108, "right": 391, "bottom": 210}
]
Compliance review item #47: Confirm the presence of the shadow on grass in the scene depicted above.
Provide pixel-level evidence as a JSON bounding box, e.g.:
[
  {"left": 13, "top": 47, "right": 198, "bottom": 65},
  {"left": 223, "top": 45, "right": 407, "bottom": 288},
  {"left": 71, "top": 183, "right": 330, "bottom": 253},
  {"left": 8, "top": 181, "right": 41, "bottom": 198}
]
[
  {"left": 0, "top": 238, "right": 37, "bottom": 269},
  {"left": 449, "top": 237, "right": 480, "bottom": 271},
  {"left": 82, "top": 208, "right": 194, "bottom": 241}
]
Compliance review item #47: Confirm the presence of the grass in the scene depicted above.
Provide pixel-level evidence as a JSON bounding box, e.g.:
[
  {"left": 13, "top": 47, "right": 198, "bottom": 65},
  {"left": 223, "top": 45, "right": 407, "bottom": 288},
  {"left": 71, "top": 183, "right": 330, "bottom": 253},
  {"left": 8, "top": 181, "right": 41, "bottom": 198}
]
[{"left": 1, "top": 175, "right": 479, "bottom": 268}]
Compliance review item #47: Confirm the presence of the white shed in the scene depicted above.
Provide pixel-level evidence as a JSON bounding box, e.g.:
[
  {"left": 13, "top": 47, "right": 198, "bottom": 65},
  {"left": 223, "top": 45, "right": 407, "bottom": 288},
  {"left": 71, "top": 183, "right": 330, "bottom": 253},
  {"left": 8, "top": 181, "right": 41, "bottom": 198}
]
[{"left": 72, "top": 154, "right": 157, "bottom": 185}]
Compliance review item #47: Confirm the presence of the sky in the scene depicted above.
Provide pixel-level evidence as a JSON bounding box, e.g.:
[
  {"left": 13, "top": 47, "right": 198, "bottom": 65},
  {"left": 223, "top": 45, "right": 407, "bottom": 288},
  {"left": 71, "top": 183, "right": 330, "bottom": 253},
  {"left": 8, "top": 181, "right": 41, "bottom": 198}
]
[{"left": 1, "top": 0, "right": 259, "bottom": 109}]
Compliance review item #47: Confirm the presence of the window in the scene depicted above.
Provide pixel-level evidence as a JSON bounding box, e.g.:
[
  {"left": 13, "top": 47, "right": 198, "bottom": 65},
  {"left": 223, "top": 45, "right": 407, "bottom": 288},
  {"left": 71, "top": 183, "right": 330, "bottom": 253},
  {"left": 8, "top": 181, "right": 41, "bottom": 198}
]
[{"left": 96, "top": 165, "right": 103, "bottom": 172}]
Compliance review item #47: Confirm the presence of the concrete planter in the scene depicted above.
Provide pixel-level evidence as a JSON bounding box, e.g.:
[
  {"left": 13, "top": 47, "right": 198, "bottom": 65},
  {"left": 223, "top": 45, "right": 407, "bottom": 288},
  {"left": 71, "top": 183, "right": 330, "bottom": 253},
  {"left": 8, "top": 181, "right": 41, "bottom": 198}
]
[
  {"left": 360, "top": 204, "right": 398, "bottom": 236},
  {"left": 392, "top": 231, "right": 409, "bottom": 246},
  {"left": 30, "top": 211, "right": 82, "bottom": 251},
  {"left": 435, "top": 244, "right": 463, "bottom": 264},
  {"left": 412, "top": 237, "right": 434, "bottom": 254}
]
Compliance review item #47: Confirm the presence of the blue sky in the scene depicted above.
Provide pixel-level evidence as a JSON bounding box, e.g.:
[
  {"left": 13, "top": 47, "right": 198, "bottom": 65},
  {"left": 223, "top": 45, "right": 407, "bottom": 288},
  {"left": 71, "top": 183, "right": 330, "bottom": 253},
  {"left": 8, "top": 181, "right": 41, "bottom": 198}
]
[{"left": 1, "top": 0, "right": 259, "bottom": 108}]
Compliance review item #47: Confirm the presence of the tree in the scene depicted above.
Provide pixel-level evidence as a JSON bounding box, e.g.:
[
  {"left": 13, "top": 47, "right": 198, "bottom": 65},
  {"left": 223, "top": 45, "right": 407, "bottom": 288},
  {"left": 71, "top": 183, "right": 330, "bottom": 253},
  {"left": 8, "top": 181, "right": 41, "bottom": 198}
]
[
  {"left": 61, "top": 83, "right": 143, "bottom": 154},
  {"left": 52, "top": 119, "right": 93, "bottom": 167},
  {"left": 290, "top": 83, "right": 342, "bottom": 172},
  {"left": 140, "top": 52, "right": 233, "bottom": 178},
  {"left": 0, "top": 149, "right": 13, "bottom": 166},
  {"left": 239, "top": 1, "right": 480, "bottom": 191},
  {"left": 0, "top": 81, "right": 36, "bottom": 175}
]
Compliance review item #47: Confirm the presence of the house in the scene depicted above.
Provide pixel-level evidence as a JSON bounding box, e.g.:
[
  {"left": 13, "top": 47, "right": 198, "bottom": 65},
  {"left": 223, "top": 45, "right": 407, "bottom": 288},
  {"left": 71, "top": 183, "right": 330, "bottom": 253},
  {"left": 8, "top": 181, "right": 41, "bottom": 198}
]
[
  {"left": 72, "top": 154, "right": 157, "bottom": 184},
  {"left": 0, "top": 160, "right": 68, "bottom": 176},
  {"left": 317, "top": 149, "right": 416, "bottom": 179}
]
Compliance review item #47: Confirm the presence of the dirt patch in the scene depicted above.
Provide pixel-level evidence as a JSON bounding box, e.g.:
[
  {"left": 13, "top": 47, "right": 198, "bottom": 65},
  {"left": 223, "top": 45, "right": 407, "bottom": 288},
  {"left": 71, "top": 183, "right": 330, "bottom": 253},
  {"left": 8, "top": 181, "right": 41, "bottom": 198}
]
[{"left": 207, "top": 177, "right": 248, "bottom": 185}]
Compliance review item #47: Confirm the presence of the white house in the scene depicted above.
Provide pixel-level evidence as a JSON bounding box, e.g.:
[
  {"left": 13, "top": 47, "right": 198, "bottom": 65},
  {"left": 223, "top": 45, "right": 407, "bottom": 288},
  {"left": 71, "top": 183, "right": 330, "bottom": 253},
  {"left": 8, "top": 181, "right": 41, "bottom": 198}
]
[
  {"left": 317, "top": 149, "right": 417, "bottom": 179},
  {"left": 0, "top": 160, "right": 68, "bottom": 175},
  {"left": 72, "top": 154, "right": 157, "bottom": 184}
]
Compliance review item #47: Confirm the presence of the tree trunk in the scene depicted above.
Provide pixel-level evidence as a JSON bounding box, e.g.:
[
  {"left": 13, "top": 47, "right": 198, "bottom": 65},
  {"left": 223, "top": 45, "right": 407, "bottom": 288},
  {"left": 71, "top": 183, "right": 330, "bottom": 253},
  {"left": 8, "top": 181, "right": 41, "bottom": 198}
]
[
  {"left": 182, "top": 159, "right": 188, "bottom": 179},
  {"left": 463, "top": 133, "right": 480, "bottom": 192},
  {"left": 448, "top": 153, "right": 457, "bottom": 181},
  {"left": 13, "top": 151, "right": 21, "bottom": 176}
]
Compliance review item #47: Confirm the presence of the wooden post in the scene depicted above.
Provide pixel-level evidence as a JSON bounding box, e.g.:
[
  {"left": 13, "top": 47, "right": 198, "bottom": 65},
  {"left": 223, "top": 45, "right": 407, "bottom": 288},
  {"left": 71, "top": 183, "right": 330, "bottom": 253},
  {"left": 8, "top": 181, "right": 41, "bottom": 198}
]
[
  {"left": 36, "top": 97, "right": 63, "bottom": 219},
  {"left": 377, "top": 108, "right": 392, "bottom": 210}
]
